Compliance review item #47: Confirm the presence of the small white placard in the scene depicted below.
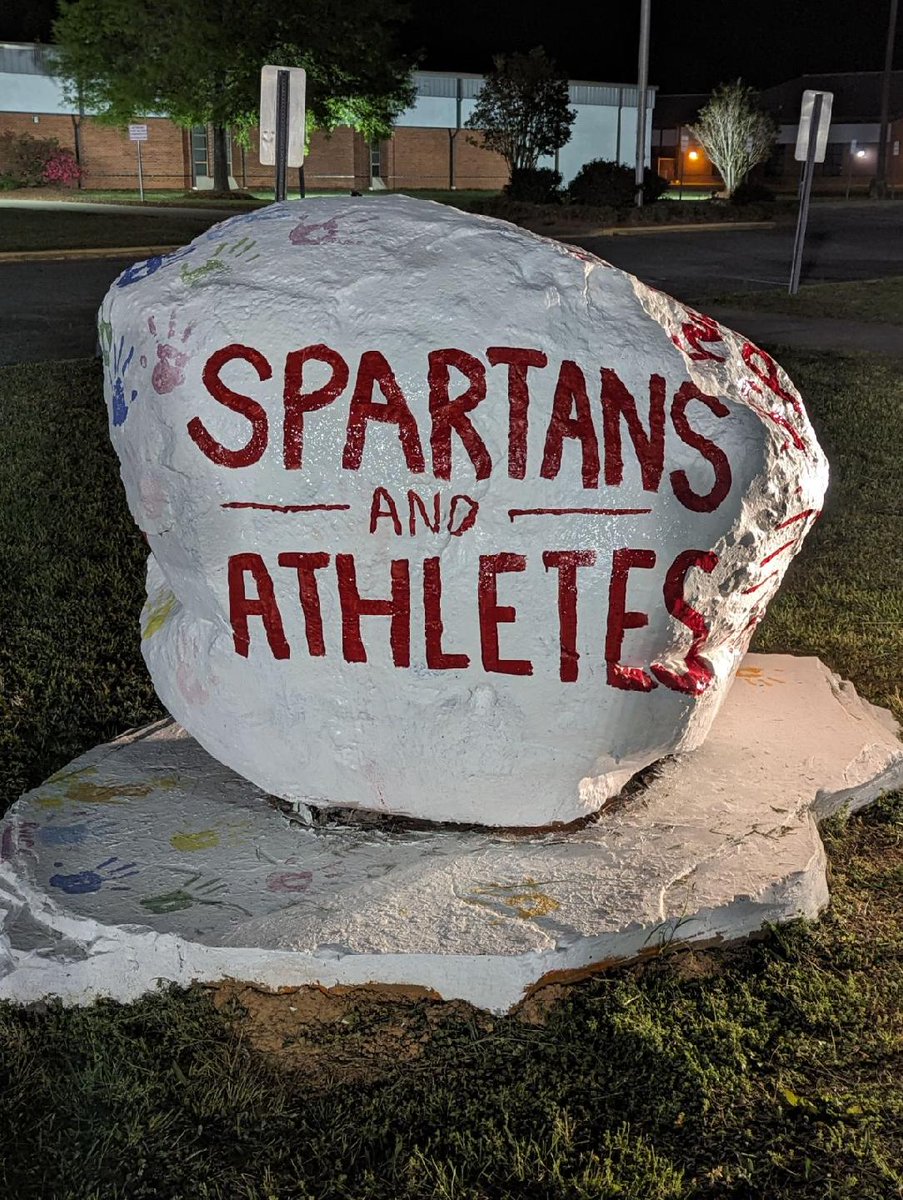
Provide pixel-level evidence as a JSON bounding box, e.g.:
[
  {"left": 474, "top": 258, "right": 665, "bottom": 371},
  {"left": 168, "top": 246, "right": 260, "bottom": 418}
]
[
  {"left": 794, "top": 90, "right": 833, "bottom": 163},
  {"left": 128, "top": 124, "right": 148, "bottom": 142},
  {"left": 259, "top": 65, "right": 306, "bottom": 167}
]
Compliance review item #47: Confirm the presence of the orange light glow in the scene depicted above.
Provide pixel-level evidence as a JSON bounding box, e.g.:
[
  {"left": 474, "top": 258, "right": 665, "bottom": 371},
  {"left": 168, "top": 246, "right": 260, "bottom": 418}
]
[{"left": 688, "top": 150, "right": 699, "bottom": 161}]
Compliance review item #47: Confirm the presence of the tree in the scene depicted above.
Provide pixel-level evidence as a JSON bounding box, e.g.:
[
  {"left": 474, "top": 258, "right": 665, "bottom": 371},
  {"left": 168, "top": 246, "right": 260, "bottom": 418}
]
[
  {"left": 466, "top": 47, "right": 575, "bottom": 178},
  {"left": 52, "top": 0, "right": 415, "bottom": 193},
  {"left": 689, "top": 81, "right": 776, "bottom": 197}
]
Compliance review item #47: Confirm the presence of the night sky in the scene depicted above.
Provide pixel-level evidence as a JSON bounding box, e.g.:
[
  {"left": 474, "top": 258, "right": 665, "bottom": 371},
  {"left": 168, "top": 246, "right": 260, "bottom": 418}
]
[{"left": 3, "top": 0, "right": 901, "bottom": 94}]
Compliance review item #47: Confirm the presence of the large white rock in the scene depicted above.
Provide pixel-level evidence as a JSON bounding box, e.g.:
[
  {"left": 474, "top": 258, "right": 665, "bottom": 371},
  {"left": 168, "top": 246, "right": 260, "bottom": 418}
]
[{"left": 99, "top": 196, "right": 828, "bottom": 827}]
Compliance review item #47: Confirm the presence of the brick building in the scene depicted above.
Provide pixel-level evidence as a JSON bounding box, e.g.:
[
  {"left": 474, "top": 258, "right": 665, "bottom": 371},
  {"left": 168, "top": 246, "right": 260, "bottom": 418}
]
[{"left": 0, "top": 42, "right": 656, "bottom": 193}]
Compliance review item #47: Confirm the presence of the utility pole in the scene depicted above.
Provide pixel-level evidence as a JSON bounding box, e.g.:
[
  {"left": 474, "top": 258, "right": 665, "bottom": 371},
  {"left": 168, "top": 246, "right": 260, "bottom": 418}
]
[
  {"left": 635, "top": 0, "right": 652, "bottom": 206},
  {"left": 875, "top": 0, "right": 899, "bottom": 198}
]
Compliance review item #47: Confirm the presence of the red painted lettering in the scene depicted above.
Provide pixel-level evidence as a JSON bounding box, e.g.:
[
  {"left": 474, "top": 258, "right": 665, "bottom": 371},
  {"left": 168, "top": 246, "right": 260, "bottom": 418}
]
[
  {"left": 189, "top": 344, "right": 271, "bottom": 468},
  {"left": 278, "top": 552, "right": 330, "bottom": 657},
  {"left": 605, "top": 548, "right": 656, "bottom": 691},
  {"left": 336, "top": 554, "right": 411, "bottom": 667},
  {"left": 651, "top": 550, "right": 718, "bottom": 694},
  {"left": 669, "top": 383, "right": 732, "bottom": 513},
  {"left": 486, "top": 346, "right": 548, "bottom": 480},
  {"left": 448, "top": 494, "right": 479, "bottom": 536},
  {"left": 601, "top": 368, "right": 666, "bottom": 491},
  {"left": 428, "top": 348, "right": 492, "bottom": 481},
  {"left": 228, "top": 553, "right": 289, "bottom": 659},
  {"left": 540, "top": 360, "right": 600, "bottom": 488},
  {"left": 369, "top": 486, "right": 402, "bottom": 535},
  {"left": 478, "top": 553, "right": 532, "bottom": 676},
  {"left": 343, "top": 350, "right": 425, "bottom": 473},
  {"left": 423, "top": 557, "right": 470, "bottom": 669},
  {"left": 408, "top": 490, "right": 441, "bottom": 536},
  {"left": 283, "top": 343, "right": 349, "bottom": 471},
  {"left": 543, "top": 550, "right": 596, "bottom": 682}
]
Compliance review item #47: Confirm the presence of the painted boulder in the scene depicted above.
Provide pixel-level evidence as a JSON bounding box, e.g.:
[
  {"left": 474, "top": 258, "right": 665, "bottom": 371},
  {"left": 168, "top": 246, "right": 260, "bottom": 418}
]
[{"left": 99, "top": 195, "right": 828, "bottom": 827}]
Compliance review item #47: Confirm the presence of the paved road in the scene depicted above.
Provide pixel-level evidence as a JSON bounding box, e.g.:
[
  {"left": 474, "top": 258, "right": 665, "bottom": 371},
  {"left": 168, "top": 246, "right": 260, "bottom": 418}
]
[
  {"left": 572, "top": 201, "right": 903, "bottom": 300},
  {"left": 1, "top": 202, "right": 902, "bottom": 365}
]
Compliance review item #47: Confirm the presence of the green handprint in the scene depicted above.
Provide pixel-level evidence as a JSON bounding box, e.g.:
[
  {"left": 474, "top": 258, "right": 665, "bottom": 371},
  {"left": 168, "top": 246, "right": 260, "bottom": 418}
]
[
  {"left": 179, "top": 236, "right": 260, "bottom": 286},
  {"left": 139, "top": 871, "right": 250, "bottom": 915}
]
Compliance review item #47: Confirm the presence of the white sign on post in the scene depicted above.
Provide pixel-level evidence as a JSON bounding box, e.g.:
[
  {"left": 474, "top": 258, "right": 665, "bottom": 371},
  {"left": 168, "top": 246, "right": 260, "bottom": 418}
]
[
  {"left": 794, "top": 90, "right": 833, "bottom": 162},
  {"left": 128, "top": 124, "right": 148, "bottom": 142},
  {"left": 259, "top": 65, "right": 306, "bottom": 166}
]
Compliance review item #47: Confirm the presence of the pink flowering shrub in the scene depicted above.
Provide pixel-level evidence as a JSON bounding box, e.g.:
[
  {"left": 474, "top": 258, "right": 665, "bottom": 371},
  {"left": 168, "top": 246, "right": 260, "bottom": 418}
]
[
  {"left": 42, "top": 148, "right": 83, "bottom": 187},
  {"left": 0, "top": 131, "right": 81, "bottom": 188}
]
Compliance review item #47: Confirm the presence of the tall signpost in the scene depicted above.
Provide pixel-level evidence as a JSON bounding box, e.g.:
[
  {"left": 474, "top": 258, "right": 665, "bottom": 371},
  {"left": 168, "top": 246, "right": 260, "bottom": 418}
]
[
  {"left": 128, "top": 123, "right": 148, "bottom": 202},
  {"left": 789, "top": 89, "right": 833, "bottom": 295},
  {"left": 634, "top": 0, "right": 652, "bottom": 207},
  {"left": 259, "top": 65, "right": 306, "bottom": 202}
]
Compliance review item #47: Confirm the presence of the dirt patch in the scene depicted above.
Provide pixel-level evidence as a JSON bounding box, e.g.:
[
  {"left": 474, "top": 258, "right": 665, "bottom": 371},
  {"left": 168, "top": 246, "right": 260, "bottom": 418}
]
[{"left": 207, "top": 980, "right": 496, "bottom": 1086}]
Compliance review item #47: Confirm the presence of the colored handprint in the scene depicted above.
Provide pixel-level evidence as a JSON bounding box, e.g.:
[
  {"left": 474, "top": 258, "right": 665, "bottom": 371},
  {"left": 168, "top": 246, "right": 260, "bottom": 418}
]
[
  {"left": 179, "top": 236, "right": 260, "bottom": 286},
  {"left": 49, "top": 856, "right": 139, "bottom": 894},
  {"left": 289, "top": 209, "right": 377, "bottom": 247},
  {"left": 116, "top": 246, "right": 196, "bottom": 288},
  {"left": 139, "top": 872, "right": 250, "bottom": 916},
  {"left": 38, "top": 814, "right": 117, "bottom": 848},
  {"left": 110, "top": 336, "right": 138, "bottom": 426},
  {"left": 147, "top": 313, "right": 194, "bottom": 394}
]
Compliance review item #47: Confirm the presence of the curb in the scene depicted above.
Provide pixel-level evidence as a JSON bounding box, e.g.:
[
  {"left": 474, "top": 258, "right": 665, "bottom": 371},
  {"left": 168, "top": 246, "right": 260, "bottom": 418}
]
[
  {"left": 0, "top": 245, "right": 180, "bottom": 263},
  {"left": 540, "top": 220, "right": 776, "bottom": 239}
]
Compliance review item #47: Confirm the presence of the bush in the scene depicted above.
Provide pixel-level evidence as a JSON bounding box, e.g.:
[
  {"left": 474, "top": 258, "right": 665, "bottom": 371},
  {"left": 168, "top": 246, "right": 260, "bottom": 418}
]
[
  {"left": 42, "top": 147, "right": 82, "bottom": 187},
  {"left": 568, "top": 158, "right": 668, "bottom": 208},
  {"left": 0, "top": 131, "right": 58, "bottom": 186},
  {"left": 730, "top": 179, "right": 775, "bottom": 206},
  {"left": 505, "top": 166, "right": 563, "bottom": 204}
]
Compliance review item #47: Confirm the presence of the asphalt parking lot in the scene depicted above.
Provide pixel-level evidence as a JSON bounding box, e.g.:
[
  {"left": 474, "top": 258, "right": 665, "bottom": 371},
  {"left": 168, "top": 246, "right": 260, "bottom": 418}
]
[{"left": 1, "top": 201, "right": 902, "bottom": 365}]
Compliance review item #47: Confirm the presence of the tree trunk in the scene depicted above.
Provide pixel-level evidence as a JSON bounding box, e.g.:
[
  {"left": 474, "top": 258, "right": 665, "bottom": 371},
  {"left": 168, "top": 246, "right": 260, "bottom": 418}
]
[{"left": 212, "top": 124, "right": 230, "bottom": 193}]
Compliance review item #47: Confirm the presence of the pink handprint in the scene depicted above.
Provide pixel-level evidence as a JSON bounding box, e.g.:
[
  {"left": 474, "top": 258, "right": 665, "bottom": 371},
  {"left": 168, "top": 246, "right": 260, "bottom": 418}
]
[{"left": 148, "top": 313, "right": 194, "bottom": 394}]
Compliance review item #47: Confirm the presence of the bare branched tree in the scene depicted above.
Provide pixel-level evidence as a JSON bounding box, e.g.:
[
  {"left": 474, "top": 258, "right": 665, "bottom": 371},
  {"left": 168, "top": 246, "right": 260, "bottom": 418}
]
[{"left": 690, "top": 81, "right": 776, "bottom": 196}]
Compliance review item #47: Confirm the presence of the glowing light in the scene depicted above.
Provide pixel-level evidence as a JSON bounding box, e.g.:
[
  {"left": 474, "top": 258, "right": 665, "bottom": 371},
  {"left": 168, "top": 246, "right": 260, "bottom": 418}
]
[
  {"left": 855, "top": 149, "right": 866, "bottom": 158},
  {"left": 688, "top": 150, "right": 699, "bottom": 161}
]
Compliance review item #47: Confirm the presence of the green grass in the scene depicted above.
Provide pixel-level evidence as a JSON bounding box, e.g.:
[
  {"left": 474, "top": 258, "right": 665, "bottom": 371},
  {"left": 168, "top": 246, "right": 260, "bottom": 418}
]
[
  {"left": 1, "top": 351, "right": 902, "bottom": 1198},
  {"left": 708, "top": 277, "right": 903, "bottom": 326},
  {"left": 0, "top": 207, "right": 239, "bottom": 252}
]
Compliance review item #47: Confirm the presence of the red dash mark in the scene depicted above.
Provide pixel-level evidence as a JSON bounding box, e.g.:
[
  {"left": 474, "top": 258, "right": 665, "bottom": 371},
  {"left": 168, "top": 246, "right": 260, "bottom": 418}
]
[
  {"left": 508, "top": 507, "right": 652, "bottom": 521},
  {"left": 775, "top": 508, "right": 818, "bottom": 530},
  {"left": 222, "top": 502, "right": 350, "bottom": 513},
  {"left": 742, "top": 571, "right": 779, "bottom": 595},
  {"left": 760, "top": 539, "right": 798, "bottom": 566}
]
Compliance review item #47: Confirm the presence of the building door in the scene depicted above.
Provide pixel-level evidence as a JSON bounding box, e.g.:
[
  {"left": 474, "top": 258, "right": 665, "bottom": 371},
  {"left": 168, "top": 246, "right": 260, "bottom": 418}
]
[{"left": 657, "top": 156, "right": 676, "bottom": 182}]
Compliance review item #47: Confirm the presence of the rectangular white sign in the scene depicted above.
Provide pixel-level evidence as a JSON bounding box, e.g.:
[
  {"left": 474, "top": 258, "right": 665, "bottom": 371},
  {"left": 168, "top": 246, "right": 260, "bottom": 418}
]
[
  {"left": 128, "top": 124, "right": 148, "bottom": 142},
  {"left": 794, "top": 90, "right": 833, "bottom": 162},
  {"left": 259, "top": 65, "right": 306, "bottom": 167}
]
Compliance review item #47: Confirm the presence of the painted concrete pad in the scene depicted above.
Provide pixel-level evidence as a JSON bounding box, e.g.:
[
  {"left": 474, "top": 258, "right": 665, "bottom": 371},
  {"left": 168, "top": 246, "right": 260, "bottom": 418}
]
[{"left": 1, "top": 653, "right": 901, "bottom": 1013}]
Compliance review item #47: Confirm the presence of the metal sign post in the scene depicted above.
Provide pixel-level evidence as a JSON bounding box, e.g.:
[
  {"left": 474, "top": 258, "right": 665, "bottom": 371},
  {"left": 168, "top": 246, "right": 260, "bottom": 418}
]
[
  {"left": 259, "top": 65, "right": 306, "bottom": 201},
  {"left": 789, "top": 90, "right": 833, "bottom": 295},
  {"left": 128, "top": 123, "right": 148, "bottom": 201}
]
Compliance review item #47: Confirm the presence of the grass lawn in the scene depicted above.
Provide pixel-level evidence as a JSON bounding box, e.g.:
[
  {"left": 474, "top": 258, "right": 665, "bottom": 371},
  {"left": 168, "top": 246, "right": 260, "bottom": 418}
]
[
  {"left": 0, "top": 351, "right": 901, "bottom": 1198},
  {"left": 709, "top": 277, "right": 903, "bottom": 326},
  {"left": 0, "top": 207, "right": 241, "bottom": 252}
]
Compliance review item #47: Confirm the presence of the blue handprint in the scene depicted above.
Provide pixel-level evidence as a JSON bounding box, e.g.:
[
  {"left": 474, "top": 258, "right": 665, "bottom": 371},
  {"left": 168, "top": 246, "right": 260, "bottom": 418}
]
[
  {"left": 49, "top": 856, "right": 139, "bottom": 894},
  {"left": 38, "top": 815, "right": 117, "bottom": 848},
  {"left": 110, "top": 336, "right": 137, "bottom": 427},
  {"left": 116, "top": 245, "right": 196, "bottom": 289}
]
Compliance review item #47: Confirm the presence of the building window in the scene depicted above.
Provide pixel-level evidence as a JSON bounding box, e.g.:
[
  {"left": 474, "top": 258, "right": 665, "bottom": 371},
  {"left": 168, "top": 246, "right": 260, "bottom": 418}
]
[
  {"left": 191, "top": 126, "right": 232, "bottom": 183},
  {"left": 191, "top": 126, "right": 208, "bottom": 181},
  {"left": 370, "top": 141, "right": 381, "bottom": 179}
]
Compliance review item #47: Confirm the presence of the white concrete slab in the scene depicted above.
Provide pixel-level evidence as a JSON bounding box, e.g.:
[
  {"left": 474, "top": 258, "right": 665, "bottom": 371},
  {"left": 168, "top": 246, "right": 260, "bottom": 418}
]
[{"left": 1, "top": 653, "right": 900, "bottom": 1013}]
